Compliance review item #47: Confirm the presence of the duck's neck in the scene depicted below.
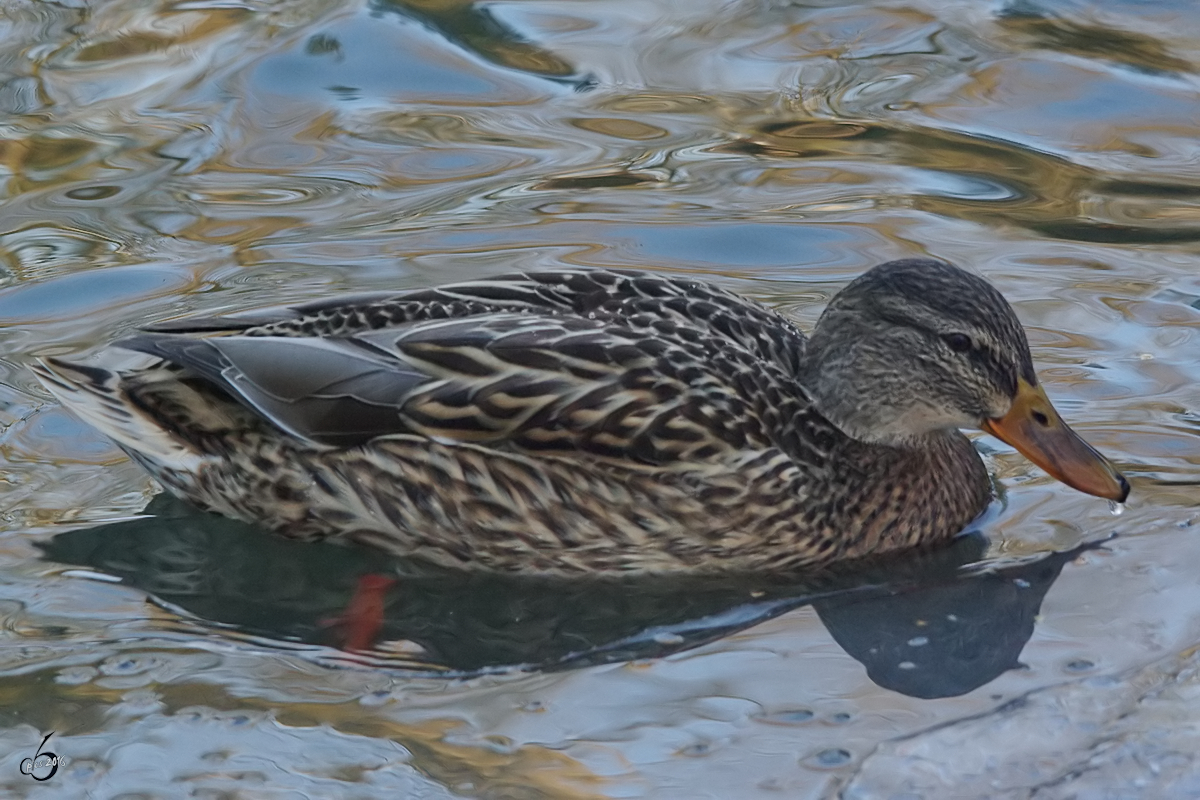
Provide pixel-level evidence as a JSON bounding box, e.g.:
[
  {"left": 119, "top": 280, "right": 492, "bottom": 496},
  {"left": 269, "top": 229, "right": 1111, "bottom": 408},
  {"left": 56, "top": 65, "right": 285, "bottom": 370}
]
[
  {"left": 832, "top": 428, "right": 993, "bottom": 558},
  {"left": 793, "top": 352, "right": 907, "bottom": 447}
]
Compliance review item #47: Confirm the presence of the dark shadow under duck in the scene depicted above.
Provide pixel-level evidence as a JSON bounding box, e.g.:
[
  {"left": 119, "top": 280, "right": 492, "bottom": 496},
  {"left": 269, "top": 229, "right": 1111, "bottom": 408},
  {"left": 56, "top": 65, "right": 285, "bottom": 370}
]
[
  {"left": 40, "top": 493, "right": 1095, "bottom": 698},
  {"left": 32, "top": 259, "right": 1128, "bottom": 574}
]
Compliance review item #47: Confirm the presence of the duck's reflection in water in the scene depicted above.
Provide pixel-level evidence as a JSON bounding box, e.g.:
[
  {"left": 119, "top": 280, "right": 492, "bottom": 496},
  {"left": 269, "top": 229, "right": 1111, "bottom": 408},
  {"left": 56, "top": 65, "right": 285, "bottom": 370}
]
[
  {"left": 39, "top": 496, "right": 1087, "bottom": 699},
  {"left": 372, "top": 0, "right": 596, "bottom": 90}
]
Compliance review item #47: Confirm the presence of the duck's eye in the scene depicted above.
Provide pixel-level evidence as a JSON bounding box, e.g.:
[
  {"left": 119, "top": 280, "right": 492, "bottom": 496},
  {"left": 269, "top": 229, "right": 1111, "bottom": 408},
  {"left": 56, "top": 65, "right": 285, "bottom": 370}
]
[{"left": 941, "top": 332, "right": 973, "bottom": 353}]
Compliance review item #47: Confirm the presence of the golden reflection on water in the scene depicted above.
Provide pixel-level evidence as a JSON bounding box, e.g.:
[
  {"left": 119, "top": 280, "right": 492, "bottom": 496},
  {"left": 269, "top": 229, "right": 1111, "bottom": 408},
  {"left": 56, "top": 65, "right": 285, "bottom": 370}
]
[
  {"left": 1, "top": 0, "right": 1200, "bottom": 796},
  {"left": 0, "top": 657, "right": 607, "bottom": 798}
]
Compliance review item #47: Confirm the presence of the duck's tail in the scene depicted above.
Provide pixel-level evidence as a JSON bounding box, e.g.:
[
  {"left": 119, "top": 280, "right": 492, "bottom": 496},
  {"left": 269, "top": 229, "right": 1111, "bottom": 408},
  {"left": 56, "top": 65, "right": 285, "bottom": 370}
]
[{"left": 31, "top": 357, "right": 204, "bottom": 473}]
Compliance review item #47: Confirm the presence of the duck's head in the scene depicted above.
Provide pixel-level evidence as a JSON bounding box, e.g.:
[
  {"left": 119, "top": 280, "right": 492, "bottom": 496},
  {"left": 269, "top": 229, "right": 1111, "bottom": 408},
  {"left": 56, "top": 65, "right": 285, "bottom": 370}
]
[{"left": 802, "top": 258, "right": 1129, "bottom": 502}]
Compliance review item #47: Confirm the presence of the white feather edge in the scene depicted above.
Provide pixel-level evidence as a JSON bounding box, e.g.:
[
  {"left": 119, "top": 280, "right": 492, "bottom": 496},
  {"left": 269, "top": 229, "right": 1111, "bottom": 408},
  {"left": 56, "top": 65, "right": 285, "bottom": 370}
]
[{"left": 31, "top": 357, "right": 205, "bottom": 471}]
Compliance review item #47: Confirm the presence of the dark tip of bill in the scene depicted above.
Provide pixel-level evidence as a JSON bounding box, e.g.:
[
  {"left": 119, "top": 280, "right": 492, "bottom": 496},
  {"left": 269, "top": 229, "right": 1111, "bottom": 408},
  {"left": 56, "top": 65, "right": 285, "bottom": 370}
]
[{"left": 1116, "top": 472, "right": 1131, "bottom": 503}]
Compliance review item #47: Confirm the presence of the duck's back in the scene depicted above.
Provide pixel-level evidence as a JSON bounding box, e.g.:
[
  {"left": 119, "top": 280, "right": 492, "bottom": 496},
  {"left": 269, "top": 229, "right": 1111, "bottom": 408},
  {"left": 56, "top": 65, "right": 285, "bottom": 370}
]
[
  {"left": 121, "top": 269, "right": 814, "bottom": 467},
  {"left": 226, "top": 268, "right": 807, "bottom": 362}
]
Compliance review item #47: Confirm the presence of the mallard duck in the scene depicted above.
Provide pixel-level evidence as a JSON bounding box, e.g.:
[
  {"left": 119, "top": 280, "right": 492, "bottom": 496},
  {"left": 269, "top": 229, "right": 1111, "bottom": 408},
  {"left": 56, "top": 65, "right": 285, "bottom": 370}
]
[{"left": 33, "top": 258, "right": 1128, "bottom": 574}]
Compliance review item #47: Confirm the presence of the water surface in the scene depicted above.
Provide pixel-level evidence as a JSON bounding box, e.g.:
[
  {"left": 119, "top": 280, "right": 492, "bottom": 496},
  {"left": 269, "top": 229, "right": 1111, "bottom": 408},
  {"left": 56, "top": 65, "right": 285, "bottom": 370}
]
[{"left": 2, "top": 0, "right": 1200, "bottom": 797}]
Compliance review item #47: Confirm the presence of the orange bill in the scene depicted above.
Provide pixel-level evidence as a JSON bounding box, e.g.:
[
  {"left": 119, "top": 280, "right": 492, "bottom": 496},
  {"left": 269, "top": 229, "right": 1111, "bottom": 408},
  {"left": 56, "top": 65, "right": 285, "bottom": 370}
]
[{"left": 982, "top": 379, "right": 1129, "bottom": 502}]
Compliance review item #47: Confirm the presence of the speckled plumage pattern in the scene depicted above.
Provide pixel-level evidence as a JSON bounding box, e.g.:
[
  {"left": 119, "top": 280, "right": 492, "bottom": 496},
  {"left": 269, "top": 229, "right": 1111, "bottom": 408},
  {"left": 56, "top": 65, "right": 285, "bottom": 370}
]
[{"left": 34, "top": 265, "right": 993, "bottom": 574}]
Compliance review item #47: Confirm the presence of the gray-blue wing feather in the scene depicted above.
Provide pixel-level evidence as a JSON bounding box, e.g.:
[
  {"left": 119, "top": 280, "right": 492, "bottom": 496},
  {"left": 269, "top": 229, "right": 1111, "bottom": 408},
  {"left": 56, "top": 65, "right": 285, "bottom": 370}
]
[{"left": 118, "top": 334, "right": 429, "bottom": 446}]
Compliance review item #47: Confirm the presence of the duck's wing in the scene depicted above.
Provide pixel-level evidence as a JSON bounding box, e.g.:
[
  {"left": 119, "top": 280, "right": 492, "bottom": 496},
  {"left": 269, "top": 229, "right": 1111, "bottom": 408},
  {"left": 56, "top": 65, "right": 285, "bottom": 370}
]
[
  {"left": 143, "top": 269, "right": 807, "bottom": 380},
  {"left": 117, "top": 331, "right": 431, "bottom": 448},
  {"left": 118, "top": 310, "right": 791, "bottom": 465}
]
